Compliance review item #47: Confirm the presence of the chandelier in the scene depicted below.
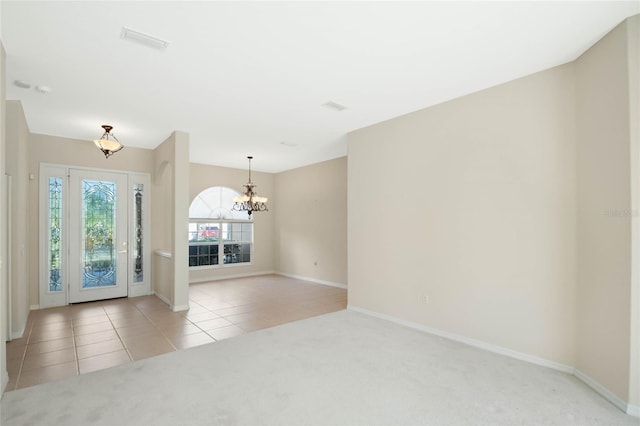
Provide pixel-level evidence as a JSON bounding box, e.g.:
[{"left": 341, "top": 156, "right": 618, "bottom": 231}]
[
  {"left": 93, "top": 125, "right": 124, "bottom": 158},
  {"left": 232, "top": 156, "right": 268, "bottom": 217}
]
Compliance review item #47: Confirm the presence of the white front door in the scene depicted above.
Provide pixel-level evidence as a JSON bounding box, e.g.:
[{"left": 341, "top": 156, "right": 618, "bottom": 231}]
[{"left": 68, "top": 170, "right": 129, "bottom": 303}]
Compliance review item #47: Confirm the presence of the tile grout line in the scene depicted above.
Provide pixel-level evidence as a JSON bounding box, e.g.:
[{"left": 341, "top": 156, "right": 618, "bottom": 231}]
[
  {"left": 105, "top": 302, "right": 136, "bottom": 363},
  {"left": 74, "top": 303, "right": 124, "bottom": 373},
  {"left": 15, "top": 312, "right": 76, "bottom": 389},
  {"left": 69, "top": 310, "right": 81, "bottom": 377},
  {"left": 13, "top": 317, "right": 35, "bottom": 390},
  {"left": 133, "top": 304, "right": 180, "bottom": 352}
]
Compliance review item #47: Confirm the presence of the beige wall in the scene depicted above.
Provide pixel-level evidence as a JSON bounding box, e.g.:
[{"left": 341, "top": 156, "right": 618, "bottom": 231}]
[
  {"left": 1, "top": 40, "right": 8, "bottom": 392},
  {"left": 27, "top": 133, "right": 155, "bottom": 307},
  {"left": 349, "top": 15, "right": 639, "bottom": 409},
  {"left": 189, "top": 162, "right": 275, "bottom": 282},
  {"left": 5, "top": 101, "right": 29, "bottom": 337},
  {"left": 349, "top": 63, "right": 578, "bottom": 366},
  {"left": 627, "top": 15, "right": 640, "bottom": 410},
  {"left": 274, "top": 157, "right": 347, "bottom": 286},
  {"left": 29, "top": 133, "right": 155, "bottom": 173},
  {"left": 575, "top": 16, "right": 636, "bottom": 404},
  {"left": 151, "top": 131, "right": 190, "bottom": 310}
]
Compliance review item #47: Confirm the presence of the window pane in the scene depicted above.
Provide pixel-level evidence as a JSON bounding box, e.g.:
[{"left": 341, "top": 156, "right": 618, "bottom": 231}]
[
  {"left": 242, "top": 223, "right": 253, "bottom": 241},
  {"left": 189, "top": 223, "right": 198, "bottom": 242},
  {"left": 223, "top": 243, "right": 251, "bottom": 264},
  {"left": 188, "top": 242, "right": 220, "bottom": 267},
  {"left": 48, "top": 177, "right": 63, "bottom": 292},
  {"left": 223, "top": 244, "right": 239, "bottom": 263},
  {"left": 196, "top": 222, "right": 220, "bottom": 242},
  {"left": 232, "top": 223, "right": 241, "bottom": 234},
  {"left": 188, "top": 221, "right": 252, "bottom": 268},
  {"left": 221, "top": 223, "right": 231, "bottom": 242},
  {"left": 240, "top": 244, "right": 251, "bottom": 263},
  {"left": 81, "top": 180, "right": 117, "bottom": 288},
  {"left": 188, "top": 185, "right": 255, "bottom": 269},
  {"left": 189, "top": 186, "right": 250, "bottom": 220},
  {"left": 189, "top": 222, "right": 253, "bottom": 266},
  {"left": 133, "top": 184, "right": 144, "bottom": 283},
  {"left": 222, "top": 222, "right": 253, "bottom": 243}
]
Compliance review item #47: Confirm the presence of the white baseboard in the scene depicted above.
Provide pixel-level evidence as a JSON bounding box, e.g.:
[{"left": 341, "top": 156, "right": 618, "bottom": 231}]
[
  {"left": 573, "top": 369, "right": 629, "bottom": 415},
  {"left": 172, "top": 304, "right": 189, "bottom": 312},
  {"left": 10, "top": 323, "right": 26, "bottom": 340},
  {"left": 153, "top": 292, "right": 171, "bottom": 308},
  {"left": 152, "top": 292, "right": 189, "bottom": 312},
  {"left": 30, "top": 304, "right": 40, "bottom": 311},
  {"left": 189, "top": 270, "right": 276, "bottom": 284},
  {"left": 1, "top": 370, "right": 8, "bottom": 395},
  {"left": 347, "top": 305, "right": 574, "bottom": 374},
  {"left": 276, "top": 272, "right": 347, "bottom": 289},
  {"left": 189, "top": 270, "right": 347, "bottom": 290},
  {"left": 347, "top": 304, "right": 640, "bottom": 417},
  {"left": 627, "top": 403, "right": 640, "bottom": 417}
]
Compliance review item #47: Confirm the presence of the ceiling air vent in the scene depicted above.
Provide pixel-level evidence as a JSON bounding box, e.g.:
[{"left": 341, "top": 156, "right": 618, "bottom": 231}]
[
  {"left": 121, "top": 27, "right": 169, "bottom": 51},
  {"left": 321, "top": 101, "right": 348, "bottom": 112},
  {"left": 14, "top": 80, "right": 31, "bottom": 89}
]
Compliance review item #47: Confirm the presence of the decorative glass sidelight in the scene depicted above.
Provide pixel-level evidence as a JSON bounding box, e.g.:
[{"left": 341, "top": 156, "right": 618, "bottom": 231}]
[
  {"left": 82, "top": 180, "right": 117, "bottom": 288},
  {"left": 133, "top": 184, "right": 144, "bottom": 283},
  {"left": 48, "top": 177, "right": 63, "bottom": 292}
]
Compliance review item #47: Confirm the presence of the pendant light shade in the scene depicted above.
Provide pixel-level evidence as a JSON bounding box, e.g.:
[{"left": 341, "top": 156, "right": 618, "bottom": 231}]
[{"left": 93, "top": 125, "right": 123, "bottom": 158}]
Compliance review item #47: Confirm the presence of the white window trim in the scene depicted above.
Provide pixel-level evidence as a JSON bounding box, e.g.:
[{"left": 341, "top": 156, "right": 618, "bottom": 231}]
[
  {"left": 188, "top": 186, "right": 255, "bottom": 269},
  {"left": 188, "top": 220, "right": 254, "bottom": 269}
]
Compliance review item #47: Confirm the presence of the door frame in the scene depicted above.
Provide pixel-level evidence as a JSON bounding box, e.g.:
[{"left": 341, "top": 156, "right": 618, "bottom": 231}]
[{"left": 39, "top": 163, "right": 151, "bottom": 308}]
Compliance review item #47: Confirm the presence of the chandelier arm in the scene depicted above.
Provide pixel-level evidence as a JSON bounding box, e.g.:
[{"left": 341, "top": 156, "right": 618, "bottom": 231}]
[{"left": 233, "top": 155, "right": 267, "bottom": 218}]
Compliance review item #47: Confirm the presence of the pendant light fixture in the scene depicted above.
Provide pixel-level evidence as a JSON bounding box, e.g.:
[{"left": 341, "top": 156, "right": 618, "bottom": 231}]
[
  {"left": 93, "top": 125, "right": 123, "bottom": 158},
  {"left": 232, "top": 156, "right": 268, "bottom": 217}
]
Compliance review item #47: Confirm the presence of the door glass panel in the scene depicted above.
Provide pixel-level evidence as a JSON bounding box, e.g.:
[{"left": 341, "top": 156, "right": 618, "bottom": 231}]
[
  {"left": 48, "top": 177, "right": 63, "bottom": 292},
  {"left": 82, "top": 179, "right": 117, "bottom": 288},
  {"left": 133, "top": 183, "right": 144, "bottom": 283}
]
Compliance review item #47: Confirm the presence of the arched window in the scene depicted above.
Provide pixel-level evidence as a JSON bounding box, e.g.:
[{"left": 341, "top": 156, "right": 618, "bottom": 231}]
[
  {"left": 189, "top": 186, "right": 249, "bottom": 220},
  {"left": 188, "top": 186, "right": 253, "bottom": 268}
]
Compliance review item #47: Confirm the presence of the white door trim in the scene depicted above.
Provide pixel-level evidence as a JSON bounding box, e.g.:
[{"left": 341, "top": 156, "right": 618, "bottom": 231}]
[
  {"left": 38, "top": 164, "right": 152, "bottom": 308},
  {"left": 127, "top": 172, "right": 151, "bottom": 298},
  {"left": 39, "top": 165, "right": 68, "bottom": 308}
]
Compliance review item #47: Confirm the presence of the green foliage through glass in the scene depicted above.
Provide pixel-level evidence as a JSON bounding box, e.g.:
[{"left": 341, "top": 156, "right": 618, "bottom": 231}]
[
  {"left": 48, "top": 177, "right": 63, "bottom": 292},
  {"left": 82, "top": 180, "right": 117, "bottom": 288}
]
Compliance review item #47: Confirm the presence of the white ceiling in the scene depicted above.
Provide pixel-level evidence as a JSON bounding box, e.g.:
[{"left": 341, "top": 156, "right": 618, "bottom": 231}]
[{"left": 1, "top": 1, "right": 638, "bottom": 173}]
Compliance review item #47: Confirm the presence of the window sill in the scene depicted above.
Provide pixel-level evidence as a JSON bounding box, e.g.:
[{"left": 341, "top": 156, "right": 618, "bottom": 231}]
[{"left": 189, "top": 262, "right": 253, "bottom": 271}]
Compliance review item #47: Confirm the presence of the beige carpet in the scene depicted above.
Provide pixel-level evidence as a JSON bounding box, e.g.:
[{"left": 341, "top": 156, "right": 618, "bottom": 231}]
[{"left": 1, "top": 310, "right": 636, "bottom": 425}]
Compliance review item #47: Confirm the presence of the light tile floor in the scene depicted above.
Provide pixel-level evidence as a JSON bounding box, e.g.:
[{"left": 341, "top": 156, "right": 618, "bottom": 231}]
[{"left": 5, "top": 274, "right": 347, "bottom": 391}]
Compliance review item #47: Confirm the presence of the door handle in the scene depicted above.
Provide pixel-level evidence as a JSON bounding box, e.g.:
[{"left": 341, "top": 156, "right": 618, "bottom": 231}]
[{"left": 118, "top": 242, "right": 128, "bottom": 254}]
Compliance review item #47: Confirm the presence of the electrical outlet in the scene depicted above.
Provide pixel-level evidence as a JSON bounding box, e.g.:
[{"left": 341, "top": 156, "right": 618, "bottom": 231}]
[{"left": 422, "top": 295, "right": 429, "bottom": 304}]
